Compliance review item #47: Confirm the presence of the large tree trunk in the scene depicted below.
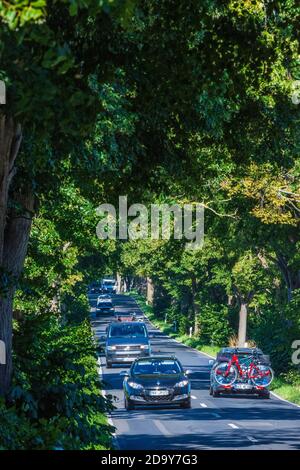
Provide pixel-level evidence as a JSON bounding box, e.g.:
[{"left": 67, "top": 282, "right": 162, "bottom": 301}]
[
  {"left": 0, "top": 115, "right": 27, "bottom": 395},
  {"left": 191, "top": 276, "right": 200, "bottom": 336},
  {"left": 238, "top": 302, "right": 248, "bottom": 347},
  {"left": 146, "top": 277, "right": 154, "bottom": 305},
  {"left": 0, "top": 187, "right": 34, "bottom": 395}
]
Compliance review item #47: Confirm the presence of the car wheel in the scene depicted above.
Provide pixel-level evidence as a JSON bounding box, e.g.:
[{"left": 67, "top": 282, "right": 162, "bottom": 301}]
[
  {"left": 125, "top": 397, "right": 134, "bottom": 410},
  {"left": 180, "top": 399, "right": 191, "bottom": 409},
  {"left": 212, "top": 389, "right": 220, "bottom": 397},
  {"left": 209, "top": 386, "right": 213, "bottom": 395},
  {"left": 106, "top": 361, "right": 112, "bottom": 369}
]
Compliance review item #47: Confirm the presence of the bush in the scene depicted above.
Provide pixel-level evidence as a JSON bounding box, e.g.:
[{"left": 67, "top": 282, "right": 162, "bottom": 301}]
[
  {"left": 197, "top": 304, "right": 234, "bottom": 346},
  {"left": 0, "top": 297, "right": 114, "bottom": 450}
]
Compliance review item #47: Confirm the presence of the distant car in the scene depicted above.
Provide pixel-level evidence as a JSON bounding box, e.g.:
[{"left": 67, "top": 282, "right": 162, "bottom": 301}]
[
  {"left": 209, "top": 347, "right": 271, "bottom": 398},
  {"left": 105, "top": 321, "right": 151, "bottom": 368},
  {"left": 90, "top": 287, "right": 101, "bottom": 294},
  {"left": 97, "top": 294, "right": 112, "bottom": 302},
  {"left": 122, "top": 356, "right": 192, "bottom": 410},
  {"left": 96, "top": 299, "right": 115, "bottom": 316},
  {"left": 101, "top": 278, "right": 117, "bottom": 294},
  {"left": 114, "top": 311, "right": 137, "bottom": 322}
]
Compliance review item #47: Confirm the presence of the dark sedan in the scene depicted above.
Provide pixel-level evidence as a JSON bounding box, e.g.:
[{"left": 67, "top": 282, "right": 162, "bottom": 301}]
[
  {"left": 122, "top": 356, "right": 191, "bottom": 410},
  {"left": 96, "top": 300, "right": 115, "bottom": 315}
]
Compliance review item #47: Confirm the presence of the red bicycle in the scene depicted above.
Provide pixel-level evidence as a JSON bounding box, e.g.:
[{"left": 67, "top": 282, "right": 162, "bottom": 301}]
[{"left": 213, "top": 348, "right": 274, "bottom": 387}]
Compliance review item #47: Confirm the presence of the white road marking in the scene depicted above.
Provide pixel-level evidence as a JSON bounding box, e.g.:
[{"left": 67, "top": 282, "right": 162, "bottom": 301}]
[
  {"left": 200, "top": 403, "right": 208, "bottom": 408},
  {"left": 153, "top": 419, "right": 173, "bottom": 436},
  {"left": 228, "top": 423, "right": 239, "bottom": 429},
  {"left": 247, "top": 435, "right": 258, "bottom": 443},
  {"left": 191, "top": 395, "right": 197, "bottom": 399}
]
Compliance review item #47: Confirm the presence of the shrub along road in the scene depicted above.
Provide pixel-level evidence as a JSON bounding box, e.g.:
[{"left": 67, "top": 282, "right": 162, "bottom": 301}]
[{"left": 90, "top": 294, "right": 300, "bottom": 450}]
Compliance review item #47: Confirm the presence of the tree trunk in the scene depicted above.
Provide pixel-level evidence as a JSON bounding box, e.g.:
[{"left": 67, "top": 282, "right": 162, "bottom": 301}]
[
  {"left": 0, "top": 186, "right": 34, "bottom": 395},
  {"left": 116, "top": 272, "right": 122, "bottom": 294},
  {"left": 0, "top": 115, "right": 23, "bottom": 395},
  {"left": 191, "top": 276, "right": 200, "bottom": 336},
  {"left": 146, "top": 277, "right": 154, "bottom": 305},
  {"left": 238, "top": 302, "right": 248, "bottom": 347}
]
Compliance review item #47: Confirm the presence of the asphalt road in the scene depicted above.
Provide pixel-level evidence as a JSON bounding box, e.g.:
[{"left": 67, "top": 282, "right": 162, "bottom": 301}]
[{"left": 89, "top": 294, "right": 300, "bottom": 450}]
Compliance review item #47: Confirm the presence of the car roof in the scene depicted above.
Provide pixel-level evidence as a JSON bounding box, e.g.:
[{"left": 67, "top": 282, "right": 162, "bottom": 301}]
[{"left": 135, "top": 355, "right": 178, "bottom": 362}]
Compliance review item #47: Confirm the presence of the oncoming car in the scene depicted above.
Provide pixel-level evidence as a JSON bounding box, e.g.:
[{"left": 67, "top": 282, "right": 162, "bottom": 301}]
[
  {"left": 122, "top": 356, "right": 192, "bottom": 410},
  {"left": 96, "top": 299, "right": 115, "bottom": 316},
  {"left": 105, "top": 322, "right": 151, "bottom": 367}
]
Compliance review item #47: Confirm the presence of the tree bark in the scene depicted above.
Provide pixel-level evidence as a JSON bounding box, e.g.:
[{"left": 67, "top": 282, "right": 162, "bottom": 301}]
[
  {"left": 0, "top": 186, "right": 34, "bottom": 395},
  {"left": 0, "top": 115, "right": 31, "bottom": 395},
  {"left": 238, "top": 302, "right": 248, "bottom": 347},
  {"left": 146, "top": 277, "right": 154, "bottom": 305}
]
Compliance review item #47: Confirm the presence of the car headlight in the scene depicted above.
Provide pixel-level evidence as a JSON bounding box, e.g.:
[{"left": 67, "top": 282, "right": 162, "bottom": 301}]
[
  {"left": 175, "top": 380, "right": 189, "bottom": 388},
  {"left": 140, "top": 345, "right": 149, "bottom": 350},
  {"left": 127, "top": 381, "right": 144, "bottom": 390},
  {"left": 106, "top": 346, "right": 116, "bottom": 351}
]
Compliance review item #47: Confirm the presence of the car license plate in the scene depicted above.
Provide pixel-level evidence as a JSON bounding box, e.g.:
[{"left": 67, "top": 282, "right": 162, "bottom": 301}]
[
  {"left": 149, "top": 390, "right": 169, "bottom": 396},
  {"left": 235, "top": 384, "right": 252, "bottom": 390}
]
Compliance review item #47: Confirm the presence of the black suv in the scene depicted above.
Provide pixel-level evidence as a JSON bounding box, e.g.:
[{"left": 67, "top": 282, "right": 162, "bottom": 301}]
[{"left": 105, "top": 322, "right": 151, "bottom": 368}]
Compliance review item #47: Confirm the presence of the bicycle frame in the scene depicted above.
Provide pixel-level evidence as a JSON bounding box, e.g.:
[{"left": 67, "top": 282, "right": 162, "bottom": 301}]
[{"left": 224, "top": 351, "right": 271, "bottom": 381}]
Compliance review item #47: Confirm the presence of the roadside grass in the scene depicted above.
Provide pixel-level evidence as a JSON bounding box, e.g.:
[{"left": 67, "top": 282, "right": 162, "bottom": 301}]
[
  {"left": 128, "top": 290, "right": 300, "bottom": 406},
  {"left": 269, "top": 377, "right": 300, "bottom": 406}
]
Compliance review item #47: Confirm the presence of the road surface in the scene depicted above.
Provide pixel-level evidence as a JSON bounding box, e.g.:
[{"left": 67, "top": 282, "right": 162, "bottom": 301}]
[{"left": 89, "top": 294, "right": 300, "bottom": 450}]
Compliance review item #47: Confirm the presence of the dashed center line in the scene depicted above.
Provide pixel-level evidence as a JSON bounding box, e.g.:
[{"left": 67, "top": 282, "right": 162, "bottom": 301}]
[
  {"left": 191, "top": 395, "right": 197, "bottom": 400},
  {"left": 228, "top": 423, "right": 239, "bottom": 429},
  {"left": 247, "top": 436, "right": 258, "bottom": 443},
  {"left": 200, "top": 403, "right": 208, "bottom": 408},
  {"left": 154, "top": 419, "right": 173, "bottom": 436}
]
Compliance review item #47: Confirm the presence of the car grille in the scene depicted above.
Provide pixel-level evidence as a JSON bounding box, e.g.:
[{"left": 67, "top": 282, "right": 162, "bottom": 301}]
[
  {"left": 115, "top": 345, "right": 141, "bottom": 351},
  {"left": 144, "top": 394, "right": 173, "bottom": 402}
]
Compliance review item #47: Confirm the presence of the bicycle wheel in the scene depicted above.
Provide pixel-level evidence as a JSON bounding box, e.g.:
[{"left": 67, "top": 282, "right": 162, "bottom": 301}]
[
  {"left": 214, "top": 362, "right": 238, "bottom": 386},
  {"left": 248, "top": 365, "right": 274, "bottom": 387}
]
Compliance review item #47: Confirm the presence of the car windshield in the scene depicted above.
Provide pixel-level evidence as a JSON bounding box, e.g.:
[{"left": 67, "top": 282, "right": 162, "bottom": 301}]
[
  {"left": 99, "top": 302, "right": 112, "bottom": 307},
  {"left": 109, "top": 324, "right": 147, "bottom": 338},
  {"left": 133, "top": 360, "right": 182, "bottom": 375},
  {"left": 103, "top": 280, "right": 115, "bottom": 286}
]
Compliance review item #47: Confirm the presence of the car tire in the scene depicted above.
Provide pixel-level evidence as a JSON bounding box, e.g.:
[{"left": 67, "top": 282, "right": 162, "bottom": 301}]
[
  {"left": 106, "top": 361, "right": 112, "bottom": 369},
  {"left": 209, "top": 386, "right": 213, "bottom": 395},
  {"left": 125, "top": 397, "right": 134, "bottom": 410},
  {"left": 212, "top": 389, "right": 220, "bottom": 397},
  {"left": 180, "top": 399, "right": 191, "bottom": 409}
]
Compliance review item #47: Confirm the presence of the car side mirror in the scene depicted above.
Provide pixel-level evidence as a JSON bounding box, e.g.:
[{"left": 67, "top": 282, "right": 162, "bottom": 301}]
[
  {"left": 184, "top": 369, "right": 192, "bottom": 375},
  {"left": 120, "top": 371, "right": 129, "bottom": 377}
]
